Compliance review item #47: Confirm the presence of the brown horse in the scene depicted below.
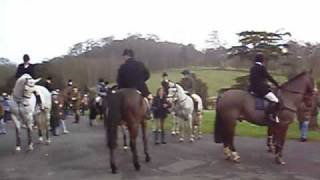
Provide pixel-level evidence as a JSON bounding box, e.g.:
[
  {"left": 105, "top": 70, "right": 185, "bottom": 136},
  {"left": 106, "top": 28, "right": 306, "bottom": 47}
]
[
  {"left": 104, "top": 88, "right": 150, "bottom": 174},
  {"left": 214, "top": 71, "right": 314, "bottom": 165}
]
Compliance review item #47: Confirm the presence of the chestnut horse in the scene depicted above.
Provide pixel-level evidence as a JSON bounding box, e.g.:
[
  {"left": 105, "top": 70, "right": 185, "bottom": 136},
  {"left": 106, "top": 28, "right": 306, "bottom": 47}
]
[
  {"left": 214, "top": 71, "right": 314, "bottom": 165},
  {"left": 104, "top": 88, "right": 150, "bottom": 174}
]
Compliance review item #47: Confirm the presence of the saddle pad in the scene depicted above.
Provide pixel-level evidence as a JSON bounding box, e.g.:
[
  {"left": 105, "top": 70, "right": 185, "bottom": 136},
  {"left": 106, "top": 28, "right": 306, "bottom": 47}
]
[{"left": 255, "top": 97, "right": 268, "bottom": 111}]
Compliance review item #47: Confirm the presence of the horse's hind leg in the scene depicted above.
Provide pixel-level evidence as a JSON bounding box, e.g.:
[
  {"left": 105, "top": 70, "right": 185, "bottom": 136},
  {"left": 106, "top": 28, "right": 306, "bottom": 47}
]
[
  {"left": 189, "top": 115, "right": 194, "bottom": 142},
  {"left": 107, "top": 125, "right": 118, "bottom": 173},
  {"left": 121, "top": 125, "right": 128, "bottom": 150},
  {"left": 141, "top": 120, "right": 151, "bottom": 162},
  {"left": 128, "top": 125, "right": 140, "bottom": 171},
  {"left": 27, "top": 124, "right": 34, "bottom": 151},
  {"left": 223, "top": 121, "right": 239, "bottom": 163}
]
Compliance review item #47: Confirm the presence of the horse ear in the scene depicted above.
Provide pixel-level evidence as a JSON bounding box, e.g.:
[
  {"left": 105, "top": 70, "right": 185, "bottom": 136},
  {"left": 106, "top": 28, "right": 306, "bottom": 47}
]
[{"left": 34, "top": 78, "right": 42, "bottom": 84}]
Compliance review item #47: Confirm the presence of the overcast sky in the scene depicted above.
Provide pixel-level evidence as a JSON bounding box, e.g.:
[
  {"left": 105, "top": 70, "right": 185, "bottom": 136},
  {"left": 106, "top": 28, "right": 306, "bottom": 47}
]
[{"left": 1, "top": 0, "right": 320, "bottom": 63}]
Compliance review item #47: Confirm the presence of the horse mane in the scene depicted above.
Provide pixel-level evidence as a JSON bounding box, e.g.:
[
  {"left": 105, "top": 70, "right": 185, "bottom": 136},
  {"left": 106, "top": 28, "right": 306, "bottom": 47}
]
[
  {"left": 280, "top": 71, "right": 308, "bottom": 87},
  {"left": 13, "top": 74, "right": 32, "bottom": 98}
]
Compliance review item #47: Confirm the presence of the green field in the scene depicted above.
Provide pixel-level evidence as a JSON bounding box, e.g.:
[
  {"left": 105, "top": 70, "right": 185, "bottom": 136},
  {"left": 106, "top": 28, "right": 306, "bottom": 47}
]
[{"left": 146, "top": 67, "right": 320, "bottom": 141}]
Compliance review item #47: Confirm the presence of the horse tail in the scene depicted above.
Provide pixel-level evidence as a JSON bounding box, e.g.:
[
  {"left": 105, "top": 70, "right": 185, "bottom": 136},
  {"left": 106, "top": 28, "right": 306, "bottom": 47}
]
[
  {"left": 105, "top": 95, "right": 119, "bottom": 149},
  {"left": 214, "top": 94, "right": 224, "bottom": 143},
  {"left": 214, "top": 109, "right": 224, "bottom": 143}
]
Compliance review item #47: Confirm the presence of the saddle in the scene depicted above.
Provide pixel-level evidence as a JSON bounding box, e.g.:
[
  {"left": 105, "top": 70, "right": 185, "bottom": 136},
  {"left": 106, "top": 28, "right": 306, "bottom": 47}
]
[
  {"left": 249, "top": 92, "right": 270, "bottom": 111},
  {"left": 185, "top": 92, "right": 199, "bottom": 112}
]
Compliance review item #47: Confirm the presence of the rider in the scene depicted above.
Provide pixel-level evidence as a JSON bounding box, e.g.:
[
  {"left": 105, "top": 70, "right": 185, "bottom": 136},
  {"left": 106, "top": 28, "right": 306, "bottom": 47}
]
[
  {"left": 15, "top": 54, "right": 43, "bottom": 109},
  {"left": 117, "top": 49, "right": 152, "bottom": 119},
  {"left": 180, "top": 69, "right": 195, "bottom": 95},
  {"left": 96, "top": 78, "right": 107, "bottom": 106},
  {"left": 161, "top": 72, "right": 170, "bottom": 96},
  {"left": 96, "top": 78, "right": 107, "bottom": 97},
  {"left": 44, "top": 76, "right": 53, "bottom": 92},
  {"left": 180, "top": 69, "right": 199, "bottom": 111},
  {"left": 249, "top": 53, "right": 280, "bottom": 123}
]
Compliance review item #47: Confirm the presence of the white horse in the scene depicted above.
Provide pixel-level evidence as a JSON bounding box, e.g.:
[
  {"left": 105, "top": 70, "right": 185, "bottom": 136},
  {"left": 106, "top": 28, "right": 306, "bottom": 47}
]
[
  {"left": 9, "top": 74, "right": 52, "bottom": 151},
  {"left": 167, "top": 82, "right": 194, "bottom": 142}
]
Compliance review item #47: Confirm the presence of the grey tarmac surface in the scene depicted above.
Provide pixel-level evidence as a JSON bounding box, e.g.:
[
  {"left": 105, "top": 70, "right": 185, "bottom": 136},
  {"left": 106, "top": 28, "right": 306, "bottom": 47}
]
[{"left": 1, "top": 116, "right": 320, "bottom": 180}]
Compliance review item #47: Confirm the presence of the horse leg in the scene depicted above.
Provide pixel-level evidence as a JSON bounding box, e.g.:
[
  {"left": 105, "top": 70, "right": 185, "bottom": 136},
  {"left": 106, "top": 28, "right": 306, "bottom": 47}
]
[
  {"left": 122, "top": 126, "right": 128, "bottom": 150},
  {"left": 178, "top": 118, "right": 184, "bottom": 142},
  {"left": 27, "top": 123, "right": 34, "bottom": 151},
  {"left": 198, "top": 114, "right": 202, "bottom": 139},
  {"left": 38, "top": 129, "right": 43, "bottom": 143},
  {"left": 273, "top": 124, "right": 289, "bottom": 165},
  {"left": 128, "top": 125, "right": 140, "bottom": 171},
  {"left": 13, "top": 116, "right": 22, "bottom": 151},
  {"left": 141, "top": 120, "right": 151, "bottom": 162},
  {"left": 107, "top": 124, "right": 118, "bottom": 173},
  {"left": 267, "top": 126, "right": 275, "bottom": 153},
  {"left": 224, "top": 121, "right": 239, "bottom": 163},
  {"left": 45, "top": 113, "right": 51, "bottom": 145},
  {"left": 189, "top": 115, "right": 194, "bottom": 142}
]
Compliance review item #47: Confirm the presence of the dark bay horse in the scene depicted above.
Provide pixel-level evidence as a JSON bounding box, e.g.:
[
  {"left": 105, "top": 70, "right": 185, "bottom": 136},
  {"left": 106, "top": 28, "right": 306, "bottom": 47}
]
[
  {"left": 214, "top": 71, "right": 314, "bottom": 165},
  {"left": 104, "top": 88, "right": 150, "bottom": 174}
]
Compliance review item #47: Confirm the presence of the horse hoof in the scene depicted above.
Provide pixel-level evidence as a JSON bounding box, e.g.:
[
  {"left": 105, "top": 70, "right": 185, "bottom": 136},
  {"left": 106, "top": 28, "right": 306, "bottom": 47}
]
[
  {"left": 15, "top": 146, "right": 21, "bottom": 152},
  {"left": 134, "top": 163, "right": 141, "bottom": 171},
  {"left": 28, "top": 144, "right": 34, "bottom": 151},
  {"left": 39, "top": 137, "right": 43, "bottom": 143},
  {"left": 145, "top": 155, "right": 151, "bottom": 162},
  {"left": 111, "top": 165, "right": 117, "bottom": 174},
  {"left": 45, "top": 140, "right": 51, "bottom": 145},
  {"left": 179, "top": 138, "right": 184, "bottom": 142},
  {"left": 171, "top": 132, "right": 176, "bottom": 136},
  {"left": 189, "top": 138, "right": 194, "bottom": 142},
  {"left": 275, "top": 157, "right": 286, "bottom": 165},
  {"left": 123, "top": 146, "right": 129, "bottom": 151}
]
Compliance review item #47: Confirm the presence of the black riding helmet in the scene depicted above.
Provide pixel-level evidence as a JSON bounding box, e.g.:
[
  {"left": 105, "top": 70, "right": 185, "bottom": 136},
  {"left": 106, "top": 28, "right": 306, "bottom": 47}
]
[
  {"left": 122, "top": 49, "right": 134, "bottom": 57},
  {"left": 255, "top": 53, "right": 265, "bottom": 63},
  {"left": 162, "top": 72, "right": 168, "bottom": 77},
  {"left": 181, "top": 69, "right": 191, "bottom": 75}
]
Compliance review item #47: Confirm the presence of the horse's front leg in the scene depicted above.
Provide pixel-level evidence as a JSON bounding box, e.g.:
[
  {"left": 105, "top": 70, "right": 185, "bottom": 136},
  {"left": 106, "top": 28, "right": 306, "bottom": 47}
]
[
  {"left": 141, "top": 121, "right": 151, "bottom": 162},
  {"left": 273, "top": 124, "right": 289, "bottom": 165},
  {"left": 267, "top": 126, "right": 275, "bottom": 153},
  {"left": 12, "top": 115, "right": 22, "bottom": 151},
  {"left": 27, "top": 122, "right": 34, "bottom": 151},
  {"left": 178, "top": 117, "right": 184, "bottom": 142}
]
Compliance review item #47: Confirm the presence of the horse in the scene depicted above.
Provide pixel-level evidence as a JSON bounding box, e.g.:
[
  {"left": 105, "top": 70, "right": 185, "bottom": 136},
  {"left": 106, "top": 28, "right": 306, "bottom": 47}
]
[
  {"left": 9, "top": 74, "right": 52, "bottom": 151},
  {"left": 191, "top": 93, "right": 204, "bottom": 139},
  {"left": 167, "top": 82, "right": 195, "bottom": 142},
  {"left": 214, "top": 71, "right": 314, "bottom": 165},
  {"left": 104, "top": 88, "right": 150, "bottom": 173}
]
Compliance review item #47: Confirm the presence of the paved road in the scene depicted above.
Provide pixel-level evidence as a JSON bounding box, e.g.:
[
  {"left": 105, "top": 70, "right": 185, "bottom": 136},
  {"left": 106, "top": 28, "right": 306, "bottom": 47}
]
[{"left": 1, "top": 116, "right": 320, "bottom": 180}]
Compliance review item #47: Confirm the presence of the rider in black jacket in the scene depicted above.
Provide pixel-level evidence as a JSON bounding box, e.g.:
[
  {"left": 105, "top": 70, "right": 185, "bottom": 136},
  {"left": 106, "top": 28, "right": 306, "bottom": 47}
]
[{"left": 249, "top": 54, "right": 280, "bottom": 123}]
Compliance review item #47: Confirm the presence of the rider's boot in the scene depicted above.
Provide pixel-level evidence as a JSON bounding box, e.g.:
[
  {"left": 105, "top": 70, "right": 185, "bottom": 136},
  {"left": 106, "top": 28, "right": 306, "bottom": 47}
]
[{"left": 266, "top": 102, "right": 279, "bottom": 124}]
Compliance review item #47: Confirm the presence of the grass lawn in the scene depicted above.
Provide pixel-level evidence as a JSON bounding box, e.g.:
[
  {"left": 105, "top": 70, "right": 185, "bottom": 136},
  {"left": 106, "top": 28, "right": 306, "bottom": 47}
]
[{"left": 149, "top": 110, "right": 320, "bottom": 141}]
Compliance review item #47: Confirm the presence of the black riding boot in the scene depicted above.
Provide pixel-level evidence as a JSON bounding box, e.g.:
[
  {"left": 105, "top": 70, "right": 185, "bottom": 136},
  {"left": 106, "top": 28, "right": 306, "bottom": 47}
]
[
  {"left": 266, "top": 102, "right": 279, "bottom": 123},
  {"left": 161, "top": 130, "right": 166, "bottom": 144}
]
